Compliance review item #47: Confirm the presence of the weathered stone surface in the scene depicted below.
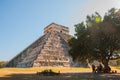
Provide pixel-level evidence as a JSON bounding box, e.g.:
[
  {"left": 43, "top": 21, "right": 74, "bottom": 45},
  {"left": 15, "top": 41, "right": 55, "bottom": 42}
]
[{"left": 6, "top": 23, "right": 73, "bottom": 67}]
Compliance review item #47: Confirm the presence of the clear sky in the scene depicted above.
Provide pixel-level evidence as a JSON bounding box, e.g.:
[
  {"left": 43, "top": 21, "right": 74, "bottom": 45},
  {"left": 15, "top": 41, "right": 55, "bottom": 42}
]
[{"left": 0, "top": 0, "right": 120, "bottom": 61}]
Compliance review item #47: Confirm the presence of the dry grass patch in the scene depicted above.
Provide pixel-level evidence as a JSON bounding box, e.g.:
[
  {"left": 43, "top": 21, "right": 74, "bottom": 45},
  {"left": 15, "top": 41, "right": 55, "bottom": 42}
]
[
  {"left": 0, "top": 67, "right": 119, "bottom": 80},
  {"left": 0, "top": 67, "right": 91, "bottom": 77}
]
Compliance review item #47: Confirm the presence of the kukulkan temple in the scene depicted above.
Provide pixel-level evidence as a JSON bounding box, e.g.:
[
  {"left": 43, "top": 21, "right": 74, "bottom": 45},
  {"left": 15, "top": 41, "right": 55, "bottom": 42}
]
[{"left": 6, "top": 23, "right": 73, "bottom": 67}]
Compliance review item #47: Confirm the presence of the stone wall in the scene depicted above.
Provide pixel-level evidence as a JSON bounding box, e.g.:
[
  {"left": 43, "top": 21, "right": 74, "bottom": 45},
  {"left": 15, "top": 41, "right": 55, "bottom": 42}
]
[{"left": 44, "top": 23, "right": 69, "bottom": 34}]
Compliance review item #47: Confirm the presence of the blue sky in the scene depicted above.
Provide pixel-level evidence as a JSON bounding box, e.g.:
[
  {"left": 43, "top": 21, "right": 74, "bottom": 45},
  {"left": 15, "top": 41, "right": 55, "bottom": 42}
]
[{"left": 0, "top": 0, "right": 120, "bottom": 61}]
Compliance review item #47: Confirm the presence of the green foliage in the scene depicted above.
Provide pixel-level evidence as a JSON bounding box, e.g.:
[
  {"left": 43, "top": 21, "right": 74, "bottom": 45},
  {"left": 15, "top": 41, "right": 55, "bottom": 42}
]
[
  {"left": 0, "top": 61, "right": 7, "bottom": 68},
  {"left": 117, "top": 59, "right": 120, "bottom": 66},
  {"left": 69, "top": 22, "right": 95, "bottom": 62},
  {"left": 69, "top": 8, "right": 120, "bottom": 68},
  {"left": 74, "top": 22, "right": 86, "bottom": 38},
  {"left": 41, "top": 69, "right": 53, "bottom": 73}
]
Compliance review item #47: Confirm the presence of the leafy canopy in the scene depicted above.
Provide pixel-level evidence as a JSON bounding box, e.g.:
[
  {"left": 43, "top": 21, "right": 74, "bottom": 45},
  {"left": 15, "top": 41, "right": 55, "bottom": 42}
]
[{"left": 68, "top": 8, "right": 120, "bottom": 67}]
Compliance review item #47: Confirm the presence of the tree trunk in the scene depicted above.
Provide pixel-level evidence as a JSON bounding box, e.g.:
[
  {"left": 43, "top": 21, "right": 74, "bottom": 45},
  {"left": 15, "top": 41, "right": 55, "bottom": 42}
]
[{"left": 102, "top": 58, "right": 111, "bottom": 73}]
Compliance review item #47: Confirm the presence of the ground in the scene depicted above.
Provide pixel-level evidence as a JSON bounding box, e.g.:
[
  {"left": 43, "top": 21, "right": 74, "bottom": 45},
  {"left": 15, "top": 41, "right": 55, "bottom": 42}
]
[{"left": 0, "top": 67, "right": 120, "bottom": 80}]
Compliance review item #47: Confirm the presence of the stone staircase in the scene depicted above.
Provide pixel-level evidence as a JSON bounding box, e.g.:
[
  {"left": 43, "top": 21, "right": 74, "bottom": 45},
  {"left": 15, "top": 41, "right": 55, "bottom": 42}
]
[{"left": 33, "top": 31, "right": 72, "bottom": 67}]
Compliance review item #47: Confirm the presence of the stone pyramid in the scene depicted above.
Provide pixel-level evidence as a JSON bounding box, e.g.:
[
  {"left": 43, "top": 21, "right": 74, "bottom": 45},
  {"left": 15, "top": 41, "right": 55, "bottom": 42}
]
[{"left": 6, "top": 23, "right": 73, "bottom": 67}]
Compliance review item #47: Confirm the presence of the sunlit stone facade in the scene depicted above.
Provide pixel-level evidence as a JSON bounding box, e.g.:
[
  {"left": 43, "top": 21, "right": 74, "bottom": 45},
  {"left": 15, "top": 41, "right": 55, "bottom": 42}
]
[{"left": 6, "top": 23, "right": 73, "bottom": 67}]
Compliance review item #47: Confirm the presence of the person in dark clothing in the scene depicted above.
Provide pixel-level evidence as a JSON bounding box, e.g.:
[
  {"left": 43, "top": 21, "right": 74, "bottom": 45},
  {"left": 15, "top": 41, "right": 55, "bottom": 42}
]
[
  {"left": 97, "top": 64, "right": 103, "bottom": 73},
  {"left": 91, "top": 64, "right": 96, "bottom": 73}
]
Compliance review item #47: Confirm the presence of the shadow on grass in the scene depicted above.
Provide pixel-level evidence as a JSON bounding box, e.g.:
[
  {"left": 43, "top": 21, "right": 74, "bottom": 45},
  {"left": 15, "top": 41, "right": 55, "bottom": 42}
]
[
  {"left": 0, "top": 73, "right": 35, "bottom": 80},
  {"left": 0, "top": 72, "right": 120, "bottom": 80}
]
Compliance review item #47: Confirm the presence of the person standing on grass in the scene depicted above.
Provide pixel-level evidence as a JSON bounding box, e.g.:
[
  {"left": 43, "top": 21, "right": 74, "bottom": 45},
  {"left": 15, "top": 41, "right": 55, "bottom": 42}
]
[{"left": 91, "top": 64, "right": 96, "bottom": 73}]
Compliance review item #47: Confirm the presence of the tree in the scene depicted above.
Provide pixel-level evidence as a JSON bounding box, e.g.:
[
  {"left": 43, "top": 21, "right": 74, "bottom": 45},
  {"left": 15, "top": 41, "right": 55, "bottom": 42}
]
[
  {"left": 69, "top": 8, "right": 120, "bottom": 73},
  {"left": 68, "top": 22, "right": 93, "bottom": 63},
  {"left": 0, "top": 61, "right": 7, "bottom": 68}
]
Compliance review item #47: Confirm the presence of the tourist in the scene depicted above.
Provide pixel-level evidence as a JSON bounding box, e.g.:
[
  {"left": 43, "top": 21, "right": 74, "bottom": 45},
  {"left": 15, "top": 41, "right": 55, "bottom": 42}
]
[
  {"left": 91, "top": 64, "right": 96, "bottom": 73},
  {"left": 97, "top": 64, "right": 103, "bottom": 73}
]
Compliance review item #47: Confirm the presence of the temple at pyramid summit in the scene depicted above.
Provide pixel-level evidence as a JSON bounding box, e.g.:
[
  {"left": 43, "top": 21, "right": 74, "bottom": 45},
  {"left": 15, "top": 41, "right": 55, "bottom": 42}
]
[{"left": 6, "top": 23, "right": 73, "bottom": 67}]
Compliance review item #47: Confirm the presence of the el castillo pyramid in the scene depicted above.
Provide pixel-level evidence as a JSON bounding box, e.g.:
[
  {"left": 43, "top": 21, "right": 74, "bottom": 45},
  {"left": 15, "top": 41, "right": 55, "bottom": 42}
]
[{"left": 6, "top": 23, "right": 73, "bottom": 67}]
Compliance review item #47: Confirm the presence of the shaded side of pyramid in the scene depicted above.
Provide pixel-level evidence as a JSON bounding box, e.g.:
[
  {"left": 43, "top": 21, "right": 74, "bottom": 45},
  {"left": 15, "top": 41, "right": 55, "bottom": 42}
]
[{"left": 6, "top": 23, "right": 73, "bottom": 67}]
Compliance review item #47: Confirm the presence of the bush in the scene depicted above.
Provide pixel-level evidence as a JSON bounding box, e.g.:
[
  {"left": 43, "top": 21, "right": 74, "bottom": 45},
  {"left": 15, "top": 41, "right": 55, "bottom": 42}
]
[
  {"left": 37, "top": 69, "right": 60, "bottom": 76},
  {"left": 117, "top": 59, "right": 120, "bottom": 66},
  {"left": 0, "top": 61, "right": 7, "bottom": 68}
]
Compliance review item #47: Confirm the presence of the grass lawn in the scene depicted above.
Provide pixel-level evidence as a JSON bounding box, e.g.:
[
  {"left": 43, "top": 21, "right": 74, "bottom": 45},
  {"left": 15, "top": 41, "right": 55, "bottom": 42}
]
[{"left": 0, "top": 67, "right": 119, "bottom": 80}]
